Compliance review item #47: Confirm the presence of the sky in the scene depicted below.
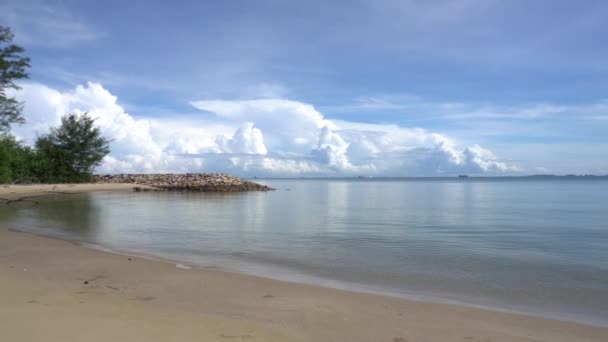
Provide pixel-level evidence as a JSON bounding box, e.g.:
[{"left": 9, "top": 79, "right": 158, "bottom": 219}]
[{"left": 2, "top": 0, "right": 607, "bottom": 176}]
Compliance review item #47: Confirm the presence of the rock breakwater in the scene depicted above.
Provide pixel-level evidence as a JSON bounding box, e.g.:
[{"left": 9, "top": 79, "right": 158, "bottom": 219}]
[{"left": 93, "top": 174, "right": 274, "bottom": 192}]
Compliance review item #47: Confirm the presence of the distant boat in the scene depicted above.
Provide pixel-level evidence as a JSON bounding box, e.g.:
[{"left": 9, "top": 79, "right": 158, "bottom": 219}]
[{"left": 458, "top": 175, "right": 469, "bottom": 178}]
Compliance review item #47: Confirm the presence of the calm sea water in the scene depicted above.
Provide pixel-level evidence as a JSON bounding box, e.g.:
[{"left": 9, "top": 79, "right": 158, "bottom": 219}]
[{"left": 2, "top": 179, "right": 608, "bottom": 326}]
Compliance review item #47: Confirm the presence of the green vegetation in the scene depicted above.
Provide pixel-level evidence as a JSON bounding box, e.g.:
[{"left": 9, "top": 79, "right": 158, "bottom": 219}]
[
  {"left": 36, "top": 113, "right": 110, "bottom": 183},
  {"left": 0, "top": 26, "right": 110, "bottom": 184},
  {"left": 0, "top": 26, "right": 30, "bottom": 133},
  {"left": 0, "top": 113, "right": 109, "bottom": 184},
  {"left": 0, "top": 135, "right": 40, "bottom": 183}
]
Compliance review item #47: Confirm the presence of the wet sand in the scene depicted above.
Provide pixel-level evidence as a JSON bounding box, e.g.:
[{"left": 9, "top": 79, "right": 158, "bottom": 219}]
[{"left": 1, "top": 185, "right": 607, "bottom": 341}]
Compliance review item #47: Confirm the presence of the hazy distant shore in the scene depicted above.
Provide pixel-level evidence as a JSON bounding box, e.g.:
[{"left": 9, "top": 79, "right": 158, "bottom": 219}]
[
  {"left": 1, "top": 185, "right": 608, "bottom": 341},
  {"left": 256, "top": 174, "right": 608, "bottom": 180}
]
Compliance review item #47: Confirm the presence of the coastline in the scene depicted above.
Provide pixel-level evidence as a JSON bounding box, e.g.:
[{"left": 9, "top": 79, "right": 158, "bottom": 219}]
[
  {"left": 2, "top": 186, "right": 608, "bottom": 341},
  {"left": 0, "top": 183, "right": 155, "bottom": 201}
]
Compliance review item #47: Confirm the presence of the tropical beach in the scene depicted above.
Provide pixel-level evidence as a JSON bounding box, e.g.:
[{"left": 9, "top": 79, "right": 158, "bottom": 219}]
[
  {"left": 0, "top": 214, "right": 606, "bottom": 342},
  {"left": 2, "top": 1, "right": 608, "bottom": 341},
  {"left": 2, "top": 183, "right": 608, "bottom": 341}
]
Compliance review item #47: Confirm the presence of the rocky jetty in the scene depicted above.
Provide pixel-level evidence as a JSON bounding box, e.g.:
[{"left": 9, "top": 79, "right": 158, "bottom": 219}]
[{"left": 93, "top": 174, "right": 274, "bottom": 192}]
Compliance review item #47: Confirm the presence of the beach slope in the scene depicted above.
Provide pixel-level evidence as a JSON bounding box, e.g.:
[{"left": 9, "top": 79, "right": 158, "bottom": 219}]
[{"left": 1, "top": 226, "right": 607, "bottom": 342}]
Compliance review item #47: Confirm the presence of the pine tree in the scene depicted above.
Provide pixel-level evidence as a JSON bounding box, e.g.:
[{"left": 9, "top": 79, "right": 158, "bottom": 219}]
[{"left": 0, "top": 26, "right": 30, "bottom": 133}]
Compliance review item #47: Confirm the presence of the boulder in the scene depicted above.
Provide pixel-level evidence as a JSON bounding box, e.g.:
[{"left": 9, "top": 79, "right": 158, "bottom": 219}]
[{"left": 94, "top": 173, "right": 274, "bottom": 192}]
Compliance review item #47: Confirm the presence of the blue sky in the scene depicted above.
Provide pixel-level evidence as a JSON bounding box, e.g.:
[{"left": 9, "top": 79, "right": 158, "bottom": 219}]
[{"left": 2, "top": 0, "right": 608, "bottom": 175}]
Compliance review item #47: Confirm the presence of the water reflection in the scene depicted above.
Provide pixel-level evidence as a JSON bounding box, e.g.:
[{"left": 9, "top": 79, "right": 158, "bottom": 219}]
[
  {"left": 1, "top": 194, "right": 101, "bottom": 240},
  {"left": 1, "top": 180, "right": 608, "bottom": 325}
]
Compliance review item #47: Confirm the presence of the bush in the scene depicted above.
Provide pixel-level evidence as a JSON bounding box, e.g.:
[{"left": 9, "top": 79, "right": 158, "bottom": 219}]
[{"left": 0, "top": 135, "right": 47, "bottom": 184}]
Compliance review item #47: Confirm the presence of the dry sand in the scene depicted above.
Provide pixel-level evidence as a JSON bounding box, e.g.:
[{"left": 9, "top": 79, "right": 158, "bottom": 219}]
[
  {"left": 1, "top": 185, "right": 607, "bottom": 341},
  {"left": 0, "top": 183, "right": 154, "bottom": 201}
]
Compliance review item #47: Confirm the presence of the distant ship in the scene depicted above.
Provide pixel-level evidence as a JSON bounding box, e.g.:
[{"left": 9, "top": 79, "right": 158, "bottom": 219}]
[{"left": 458, "top": 175, "right": 469, "bottom": 178}]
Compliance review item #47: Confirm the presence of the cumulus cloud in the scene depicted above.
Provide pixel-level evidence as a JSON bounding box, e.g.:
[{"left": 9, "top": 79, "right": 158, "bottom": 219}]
[
  {"left": 191, "top": 99, "right": 331, "bottom": 154},
  {"left": 216, "top": 123, "right": 268, "bottom": 155},
  {"left": 10, "top": 81, "right": 518, "bottom": 176},
  {"left": 408, "top": 135, "right": 514, "bottom": 174}
]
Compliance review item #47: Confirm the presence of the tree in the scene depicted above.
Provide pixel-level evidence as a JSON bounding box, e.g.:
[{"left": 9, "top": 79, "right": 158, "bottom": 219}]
[
  {"left": 0, "top": 138, "right": 11, "bottom": 183},
  {"left": 36, "top": 113, "right": 110, "bottom": 182},
  {"left": 0, "top": 135, "right": 46, "bottom": 184},
  {"left": 0, "top": 26, "right": 31, "bottom": 133}
]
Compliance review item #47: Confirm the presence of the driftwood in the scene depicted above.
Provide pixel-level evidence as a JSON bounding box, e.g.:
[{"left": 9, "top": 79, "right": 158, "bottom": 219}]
[
  {"left": 44, "top": 191, "right": 79, "bottom": 195},
  {"left": 0, "top": 196, "right": 40, "bottom": 205},
  {"left": 0, "top": 191, "right": 79, "bottom": 206}
]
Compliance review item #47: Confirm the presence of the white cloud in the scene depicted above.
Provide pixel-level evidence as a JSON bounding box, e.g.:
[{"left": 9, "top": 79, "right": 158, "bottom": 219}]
[
  {"left": 321, "top": 94, "right": 419, "bottom": 113},
  {"left": 10, "top": 81, "right": 518, "bottom": 176},
  {"left": 191, "top": 98, "right": 332, "bottom": 154},
  {"left": 422, "top": 135, "right": 515, "bottom": 174},
  {"left": 325, "top": 95, "right": 608, "bottom": 123},
  {"left": 216, "top": 122, "right": 268, "bottom": 155},
  {"left": 312, "top": 126, "right": 355, "bottom": 171}
]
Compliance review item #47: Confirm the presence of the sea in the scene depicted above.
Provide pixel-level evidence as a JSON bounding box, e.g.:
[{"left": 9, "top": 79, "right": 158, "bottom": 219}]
[{"left": 1, "top": 178, "right": 607, "bottom": 326}]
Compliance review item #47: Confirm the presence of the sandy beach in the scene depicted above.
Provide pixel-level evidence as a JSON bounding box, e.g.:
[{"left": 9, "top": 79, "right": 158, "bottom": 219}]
[
  {"left": 1, "top": 185, "right": 608, "bottom": 341},
  {"left": 0, "top": 183, "right": 155, "bottom": 201}
]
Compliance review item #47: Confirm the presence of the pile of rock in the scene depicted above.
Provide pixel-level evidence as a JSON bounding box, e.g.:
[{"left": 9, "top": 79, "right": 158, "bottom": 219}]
[{"left": 93, "top": 173, "right": 274, "bottom": 192}]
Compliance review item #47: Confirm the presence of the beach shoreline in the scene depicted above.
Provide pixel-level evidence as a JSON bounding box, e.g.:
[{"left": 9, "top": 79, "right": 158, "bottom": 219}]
[
  {"left": 6, "top": 224, "right": 605, "bottom": 328},
  {"left": 0, "top": 183, "right": 154, "bottom": 201},
  {"left": 1, "top": 185, "right": 608, "bottom": 341}
]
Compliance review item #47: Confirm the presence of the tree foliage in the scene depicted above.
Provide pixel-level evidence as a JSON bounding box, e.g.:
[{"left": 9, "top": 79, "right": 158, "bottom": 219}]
[
  {"left": 0, "top": 26, "right": 31, "bottom": 133},
  {"left": 0, "top": 27, "right": 111, "bottom": 185},
  {"left": 1, "top": 113, "right": 111, "bottom": 184},
  {"left": 35, "top": 113, "right": 110, "bottom": 182},
  {"left": 0, "top": 134, "right": 45, "bottom": 183},
  {"left": 0, "top": 137, "right": 11, "bottom": 183}
]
